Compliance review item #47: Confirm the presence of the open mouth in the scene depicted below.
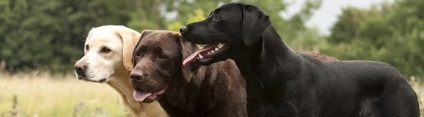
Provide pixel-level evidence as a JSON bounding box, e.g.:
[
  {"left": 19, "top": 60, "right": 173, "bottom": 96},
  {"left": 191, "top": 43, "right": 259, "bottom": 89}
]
[
  {"left": 183, "top": 42, "right": 230, "bottom": 65},
  {"left": 133, "top": 83, "right": 169, "bottom": 102}
]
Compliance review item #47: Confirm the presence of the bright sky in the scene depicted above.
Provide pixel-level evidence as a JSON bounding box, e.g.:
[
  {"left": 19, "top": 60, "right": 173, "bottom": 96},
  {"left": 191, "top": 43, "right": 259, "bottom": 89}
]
[{"left": 283, "top": 0, "right": 388, "bottom": 35}]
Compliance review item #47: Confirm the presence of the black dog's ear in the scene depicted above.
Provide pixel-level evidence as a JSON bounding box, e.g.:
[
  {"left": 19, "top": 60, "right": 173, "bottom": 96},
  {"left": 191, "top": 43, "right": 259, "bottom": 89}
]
[{"left": 242, "top": 4, "right": 271, "bottom": 47}]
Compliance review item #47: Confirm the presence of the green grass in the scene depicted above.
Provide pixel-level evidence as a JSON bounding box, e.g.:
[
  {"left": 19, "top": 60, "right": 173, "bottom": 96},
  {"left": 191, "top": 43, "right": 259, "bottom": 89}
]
[{"left": 0, "top": 71, "right": 129, "bottom": 117}]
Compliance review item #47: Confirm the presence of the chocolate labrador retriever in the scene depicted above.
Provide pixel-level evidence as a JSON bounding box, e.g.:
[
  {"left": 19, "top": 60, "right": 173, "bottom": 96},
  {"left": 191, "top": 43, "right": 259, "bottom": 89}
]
[
  {"left": 180, "top": 2, "right": 419, "bottom": 117},
  {"left": 130, "top": 30, "right": 247, "bottom": 117}
]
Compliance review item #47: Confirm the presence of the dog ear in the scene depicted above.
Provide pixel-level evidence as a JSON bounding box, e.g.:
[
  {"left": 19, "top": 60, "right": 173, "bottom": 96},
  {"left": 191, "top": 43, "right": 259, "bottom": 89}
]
[
  {"left": 115, "top": 26, "right": 141, "bottom": 71},
  {"left": 131, "top": 30, "right": 152, "bottom": 67},
  {"left": 87, "top": 27, "right": 96, "bottom": 38},
  {"left": 84, "top": 27, "right": 96, "bottom": 54},
  {"left": 176, "top": 34, "right": 199, "bottom": 82},
  {"left": 242, "top": 4, "right": 271, "bottom": 47}
]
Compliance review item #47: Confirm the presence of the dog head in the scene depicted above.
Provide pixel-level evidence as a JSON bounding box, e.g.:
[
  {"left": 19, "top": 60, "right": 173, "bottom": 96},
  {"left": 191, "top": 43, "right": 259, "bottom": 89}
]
[
  {"left": 74, "top": 25, "right": 140, "bottom": 83},
  {"left": 180, "top": 3, "right": 270, "bottom": 65},
  {"left": 131, "top": 30, "right": 198, "bottom": 103}
]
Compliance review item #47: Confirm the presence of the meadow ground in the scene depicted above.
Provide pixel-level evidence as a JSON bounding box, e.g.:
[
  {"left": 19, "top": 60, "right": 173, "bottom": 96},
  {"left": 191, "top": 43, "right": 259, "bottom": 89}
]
[
  {"left": 0, "top": 71, "right": 423, "bottom": 117},
  {"left": 0, "top": 71, "right": 129, "bottom": 117}
]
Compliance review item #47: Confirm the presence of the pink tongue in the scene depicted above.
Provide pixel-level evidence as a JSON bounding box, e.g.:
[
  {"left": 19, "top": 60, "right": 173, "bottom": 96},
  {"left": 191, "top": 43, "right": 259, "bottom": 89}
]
[
  {"left": 133, "top": 91, "right": 152, "bottom": 102},
  {"left": 183, "top": 44, "right": 218, "bottom": 66},
  {"left": 183, "top": 51, "right": 201, "bottom": 66}
]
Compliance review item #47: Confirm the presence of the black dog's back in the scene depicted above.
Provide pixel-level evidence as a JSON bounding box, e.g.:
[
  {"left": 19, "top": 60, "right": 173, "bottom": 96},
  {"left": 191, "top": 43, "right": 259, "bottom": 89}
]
[{"left": 301, "top": 55, "right": 419, "bottom": 116}]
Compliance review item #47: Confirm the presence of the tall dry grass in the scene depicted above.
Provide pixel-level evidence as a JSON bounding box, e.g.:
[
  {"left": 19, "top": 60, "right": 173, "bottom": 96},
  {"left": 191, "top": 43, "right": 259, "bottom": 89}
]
[
  {"left": 0, "top": 71, "right": 423, "bottom": 116},
  {"left": 0, "top": 71, "right": 129, "bottom": 117},
  {"left": 409, "top": 76, "right": 424, "bottom": 116}
]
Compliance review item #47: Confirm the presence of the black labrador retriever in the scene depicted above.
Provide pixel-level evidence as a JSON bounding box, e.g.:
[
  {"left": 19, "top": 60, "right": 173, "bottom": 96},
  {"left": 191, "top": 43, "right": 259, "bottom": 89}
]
[
  {"left": 180, "top": 2, "right": 419, "bottom": 117},
  {"left": 130, "top": 30, "right": 247, "bottom": 117}
]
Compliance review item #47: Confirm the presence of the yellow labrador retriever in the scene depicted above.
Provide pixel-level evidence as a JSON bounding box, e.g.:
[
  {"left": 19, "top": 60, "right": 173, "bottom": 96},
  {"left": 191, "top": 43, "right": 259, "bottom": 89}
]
[{"left": 74, "top": 25, "right": 167, "bottom": 117}]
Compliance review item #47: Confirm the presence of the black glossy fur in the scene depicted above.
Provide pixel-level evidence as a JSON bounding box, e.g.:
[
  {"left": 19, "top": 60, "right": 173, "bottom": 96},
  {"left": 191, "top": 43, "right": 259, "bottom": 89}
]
[{"left": 181, "top": 3, "right": 419, "bottom": 117}]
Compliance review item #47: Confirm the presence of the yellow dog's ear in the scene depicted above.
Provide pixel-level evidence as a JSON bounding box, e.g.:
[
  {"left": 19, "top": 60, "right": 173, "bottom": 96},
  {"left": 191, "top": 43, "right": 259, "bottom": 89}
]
[
  {"left": 115, "top": 26, "right": 141, "bottom": 71},
  {"left": 84, "top": 27, "right": 96, "bottom": 54}
]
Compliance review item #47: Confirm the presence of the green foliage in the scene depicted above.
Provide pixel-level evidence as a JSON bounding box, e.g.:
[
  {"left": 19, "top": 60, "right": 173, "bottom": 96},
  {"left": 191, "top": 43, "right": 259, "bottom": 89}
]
[
  {"left": 164, "top": 0, "right": 323, "bottom": 51},
  {"left": 323, "top": 0, "right": 424, "bottom": 77},
  {"left": 0, "top": 0, "right": 323, "bottom": 73},
  {"left": 0, "top": 0, "right": 133, "bottom": 72},
  {"left": 127, "top": 0, "right": 167, "bottom": 30},
  {"left": 167, "top": 8, "right": 206, "bottom": 31}
]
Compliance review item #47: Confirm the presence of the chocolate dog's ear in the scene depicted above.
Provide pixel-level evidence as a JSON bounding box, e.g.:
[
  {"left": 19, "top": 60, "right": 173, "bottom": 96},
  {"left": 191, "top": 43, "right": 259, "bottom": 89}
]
[
  {"left": 242, "top": 4, "right": 271, "bottom": 47},
  {"left": 176, "top": 34, "right": 199, "bottom": 82},
  {"left": 115, "top": 26, "right": 142, "bottom": 71},
  {"left": 132, "top": 30, "right": 152, "bottom": 67}
]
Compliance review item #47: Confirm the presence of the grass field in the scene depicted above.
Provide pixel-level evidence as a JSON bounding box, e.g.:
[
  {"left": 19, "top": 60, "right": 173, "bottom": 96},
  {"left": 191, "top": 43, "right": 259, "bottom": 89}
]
[
  {"left": 0, "top": 71, "right": 423, "bottom": 117},
  {"left": 0, "top": 71, "right": 129, "bottom": 117}
]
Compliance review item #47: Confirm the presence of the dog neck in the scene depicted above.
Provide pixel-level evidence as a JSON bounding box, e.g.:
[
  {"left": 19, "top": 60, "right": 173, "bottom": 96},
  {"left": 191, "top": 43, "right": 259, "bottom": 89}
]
[
  {"left": 160, "top": 64, "right": 220, "bottom": 116},
  {"left": 107, "top": 69, "right": 133, "bottom": 94},
  {"left": 233, "top": 26, "right": 303, "bottom": 103},
  {"left": 257, "top": 26, "right": 302, "bottom": 79},
  {"left": 106, "top": 70, "right": 147, "bottom": 116}
]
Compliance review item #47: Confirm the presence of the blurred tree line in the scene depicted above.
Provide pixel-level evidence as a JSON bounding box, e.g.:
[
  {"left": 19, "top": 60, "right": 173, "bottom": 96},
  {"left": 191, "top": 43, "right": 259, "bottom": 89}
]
[
  {"left": 0, "top": 0, "right": 422, "bottom": 78},
  {"left": 0, "top": 0, "right": 321, "bottom": 73},
  {"left": 321, "top": 0, "right": 424, "bottom": 78},
  {"left": 0, "top": 0, "right": 134, "bottom": 72}
]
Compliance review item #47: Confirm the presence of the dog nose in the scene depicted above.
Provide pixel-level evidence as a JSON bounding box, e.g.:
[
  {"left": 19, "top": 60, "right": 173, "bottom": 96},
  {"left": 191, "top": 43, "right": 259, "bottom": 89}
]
[
  {"left": 130, "top": 72, "right": 148, "bottom": 81},
  {"left": 74, "top": 63, "right": 87, "bottom": 75},
  {"left": 180, "top": 26, "right": 187, "bottom": 33}
]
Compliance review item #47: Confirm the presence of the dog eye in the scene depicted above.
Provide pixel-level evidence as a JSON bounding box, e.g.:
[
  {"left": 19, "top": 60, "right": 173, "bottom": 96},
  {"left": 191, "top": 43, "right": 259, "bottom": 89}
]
[
  {"left": 212, "top": 15, "right": 220, "bottom": 21},
  {"left": 85, "top": 45, "right": 89, "bottom": 51},
  {"left": 135, "top": 51, "right": 144, "bottom": 57},
  {"left": 100, "top": 47, "right": 111, "bottom": 53},
  {"left": 158, "top": 53, "right": 167, "bottom": 59}
]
